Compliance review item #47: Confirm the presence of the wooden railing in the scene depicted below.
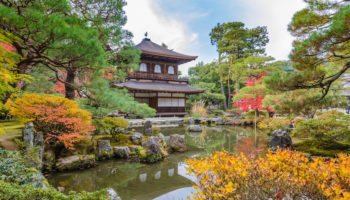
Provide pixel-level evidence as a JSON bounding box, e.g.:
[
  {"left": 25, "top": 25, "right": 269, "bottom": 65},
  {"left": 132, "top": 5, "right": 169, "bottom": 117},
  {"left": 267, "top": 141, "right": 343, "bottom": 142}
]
[
  {"left": 157, "top": 107, "right": 186, "bottom": 113},
  {"left": 128, "top": 72, "right": 178, "bottom": 81}
]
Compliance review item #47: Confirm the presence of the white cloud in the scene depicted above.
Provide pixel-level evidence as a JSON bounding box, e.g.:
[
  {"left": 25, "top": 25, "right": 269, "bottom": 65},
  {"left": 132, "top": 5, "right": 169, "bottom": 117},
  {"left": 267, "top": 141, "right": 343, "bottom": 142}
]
[
  {"left": 124, "top": 0, "right": 200, "bottom": 75},
  {"left": 124, "top": 0, "right": 198, "bottom": 54},
  {"left": 237, "top": 0, "right": 306, "bottom": 60},
  {"left": 124, "top": 0, "right": 307, "bottom": 75}
]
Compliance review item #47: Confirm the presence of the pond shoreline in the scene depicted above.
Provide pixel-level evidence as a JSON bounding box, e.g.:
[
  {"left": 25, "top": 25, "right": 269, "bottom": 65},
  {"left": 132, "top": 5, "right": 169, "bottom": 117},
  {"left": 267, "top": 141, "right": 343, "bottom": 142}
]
[{"left": 47, "top": 126, "right": 267, "bottom": 200}]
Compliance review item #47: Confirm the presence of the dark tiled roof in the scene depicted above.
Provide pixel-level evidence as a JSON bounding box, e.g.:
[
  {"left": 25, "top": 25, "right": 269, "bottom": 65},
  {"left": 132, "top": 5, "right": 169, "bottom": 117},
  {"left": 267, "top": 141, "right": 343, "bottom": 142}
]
[
  {"left": 112, "top": 81, "right": 206, "bottom": 94},
  {"left": 136, "top": 38, "right": 197, "bottom": 60}
]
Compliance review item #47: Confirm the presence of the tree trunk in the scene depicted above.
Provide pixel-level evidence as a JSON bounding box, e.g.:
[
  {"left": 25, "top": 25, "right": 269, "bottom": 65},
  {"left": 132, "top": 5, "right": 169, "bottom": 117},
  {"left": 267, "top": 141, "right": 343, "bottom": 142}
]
[
  {"left": 235, "top": 79, "right": 240, "bottom": 95},
  {"left": 65, "top": 69, "right": 76, "bottom": 100},
  {"left": 255, "top": 108, "right": 259, "bottom": 117},
  {"left": 227, "top": 71, "right": 231, "bottom": 109},
  {"left": 220, "top": 79, "right": 227, "bottom": 110},
  {"left": 218, "top": 53, "right": 227, "bottom": 110}
]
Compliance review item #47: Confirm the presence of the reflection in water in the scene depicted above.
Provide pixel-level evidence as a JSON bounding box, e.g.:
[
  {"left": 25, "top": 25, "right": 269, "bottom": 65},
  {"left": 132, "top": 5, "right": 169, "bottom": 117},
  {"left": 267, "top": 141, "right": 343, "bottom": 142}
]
[
  {"left": 154, "top": 171, "right": 161, "bottom": 180},
  {"left": 168, "top": 168, "right": 174, "bottom": 177},
  {"left": 139, "top": 173, "right": 147, "bottom": 182},
  {"left": 47, "top": 126, "right": 267, "bottom": 200}
]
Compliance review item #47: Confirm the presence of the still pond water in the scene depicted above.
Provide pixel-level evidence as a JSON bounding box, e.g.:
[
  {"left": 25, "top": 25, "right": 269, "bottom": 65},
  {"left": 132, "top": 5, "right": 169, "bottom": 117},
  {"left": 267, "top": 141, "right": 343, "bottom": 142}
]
[{"left": 47, "top": 126, "right": 267, "bottom": 200}]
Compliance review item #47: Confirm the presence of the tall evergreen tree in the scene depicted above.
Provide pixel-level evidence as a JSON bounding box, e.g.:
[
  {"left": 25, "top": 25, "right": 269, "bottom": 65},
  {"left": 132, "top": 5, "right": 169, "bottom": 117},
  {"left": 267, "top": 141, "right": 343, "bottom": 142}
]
[
  {"left": 209, "top": 22, "right": 269, "bottom": 108},
  {"left": 210, "top": 23, "right": 228, "bottom": 110}
]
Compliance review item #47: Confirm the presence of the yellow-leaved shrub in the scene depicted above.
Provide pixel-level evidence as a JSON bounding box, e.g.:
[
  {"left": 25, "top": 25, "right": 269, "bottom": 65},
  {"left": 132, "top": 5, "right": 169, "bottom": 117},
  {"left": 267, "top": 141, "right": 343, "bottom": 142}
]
[{"left": 186, "top": 149, "right": 350, "bottom": 200}]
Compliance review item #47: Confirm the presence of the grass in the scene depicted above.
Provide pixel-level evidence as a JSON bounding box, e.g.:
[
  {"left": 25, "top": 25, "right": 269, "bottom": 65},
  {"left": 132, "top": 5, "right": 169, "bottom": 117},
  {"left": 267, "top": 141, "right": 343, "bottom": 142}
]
[
  {"left": 0, "top": 120, "right": 24, "bottom": 150},
  {"left": 111, "top": 134, "right": 135, "bottom": 146},
  {"left": 0, "top": 120, "right": 24, "bottom": 134},
  {"left": 293, "top": 139, "right": 350, "bottom": 157}
]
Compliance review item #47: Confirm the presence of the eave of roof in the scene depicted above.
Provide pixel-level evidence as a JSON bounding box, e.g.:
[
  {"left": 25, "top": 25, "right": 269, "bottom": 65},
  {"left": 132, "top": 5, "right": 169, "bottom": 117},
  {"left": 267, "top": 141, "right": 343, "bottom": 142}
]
[
  {"left": 136, "top": 38, "right": 197, "bottom": 62},
  {"left": 112, "top": 81, "right": 206, "bottom": 94}
]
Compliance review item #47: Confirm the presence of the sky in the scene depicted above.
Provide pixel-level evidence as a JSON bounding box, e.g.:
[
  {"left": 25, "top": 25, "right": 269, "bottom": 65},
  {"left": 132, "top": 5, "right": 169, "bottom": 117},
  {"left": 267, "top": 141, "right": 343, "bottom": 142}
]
[{"left": 124, "top": 0, "right": 306, "bottom": 75}]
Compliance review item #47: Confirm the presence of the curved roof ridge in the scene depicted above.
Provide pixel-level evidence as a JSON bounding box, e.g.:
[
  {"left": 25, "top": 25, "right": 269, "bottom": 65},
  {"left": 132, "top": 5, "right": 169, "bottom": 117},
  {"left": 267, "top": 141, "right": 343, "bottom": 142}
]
[{"left": 135, "top": 38, "right": 197, "bottom": 60}]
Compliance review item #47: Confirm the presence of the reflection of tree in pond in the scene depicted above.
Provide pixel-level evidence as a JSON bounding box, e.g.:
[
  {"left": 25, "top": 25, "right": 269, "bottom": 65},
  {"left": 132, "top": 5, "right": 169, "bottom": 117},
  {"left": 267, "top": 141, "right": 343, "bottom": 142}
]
[
  {"left": 233, "top": 137, "right": 266, "bottom": 157},
  {"left": 47, "top": 126, "right": 269, "bottom": 200},
  {"left": 110, "top": 163, "right": 141, "bottom": 188},
  {"left": 186, "top": 128, "right": 226, "bottom": 154},
  {"left": 186, "top": 126, "right": 267, "bottom": 155}
]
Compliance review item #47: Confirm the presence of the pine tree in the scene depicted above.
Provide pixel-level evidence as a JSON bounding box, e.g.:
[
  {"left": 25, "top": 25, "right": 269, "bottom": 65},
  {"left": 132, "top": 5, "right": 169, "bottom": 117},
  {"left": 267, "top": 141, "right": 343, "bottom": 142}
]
[
  {"left": 209, "top": 22, "right": 269, "bottom": 108},
  {"left": 268, "top": 0, "right": 350, "bottom": 98}
]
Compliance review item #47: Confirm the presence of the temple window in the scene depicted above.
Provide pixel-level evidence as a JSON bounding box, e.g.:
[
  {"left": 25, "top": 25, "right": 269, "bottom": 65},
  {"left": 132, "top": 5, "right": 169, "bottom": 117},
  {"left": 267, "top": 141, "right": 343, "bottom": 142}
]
[
  {"left": 168, "top": 66, "right": 174, "bottom": 74},
  {"left": 154, "top": 64, "right": 161, "bottom": 73},
  {"left": 140, "top": 63, "right": 147, "bottom": 72}
]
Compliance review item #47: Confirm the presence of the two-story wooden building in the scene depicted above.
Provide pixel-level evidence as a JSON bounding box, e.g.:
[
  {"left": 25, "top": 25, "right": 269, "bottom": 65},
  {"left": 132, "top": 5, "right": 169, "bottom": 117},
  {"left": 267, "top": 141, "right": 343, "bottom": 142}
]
[{"left": 112, "top": 38, "right": 205, "bottom": 116}]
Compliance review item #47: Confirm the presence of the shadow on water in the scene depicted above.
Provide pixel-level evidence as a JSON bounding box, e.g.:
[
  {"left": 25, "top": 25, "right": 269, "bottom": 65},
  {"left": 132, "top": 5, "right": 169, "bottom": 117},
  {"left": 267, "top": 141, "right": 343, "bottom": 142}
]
[{"left": 47, "top": 126, "right": 267, "bottom": 200}]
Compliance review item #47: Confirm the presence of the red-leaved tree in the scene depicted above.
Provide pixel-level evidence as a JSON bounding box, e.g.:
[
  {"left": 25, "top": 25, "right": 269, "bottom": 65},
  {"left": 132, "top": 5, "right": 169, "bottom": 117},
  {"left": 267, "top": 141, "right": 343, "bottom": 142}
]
[
  {"left": 8, "top": 94, "right": 94, "bottom": 149},
  {"left": 232, "top": 75, "right": 273, "bottom": 116}
]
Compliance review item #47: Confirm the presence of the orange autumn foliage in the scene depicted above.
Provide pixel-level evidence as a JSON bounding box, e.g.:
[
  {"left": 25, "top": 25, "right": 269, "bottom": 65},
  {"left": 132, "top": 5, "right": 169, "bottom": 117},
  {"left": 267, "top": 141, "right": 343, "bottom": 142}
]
[
  {"left": 186, "top": 149, "right": 350, "bottom": 200},
  {"left": 9, "top": 94, "right": 94, "bottom": 149}
]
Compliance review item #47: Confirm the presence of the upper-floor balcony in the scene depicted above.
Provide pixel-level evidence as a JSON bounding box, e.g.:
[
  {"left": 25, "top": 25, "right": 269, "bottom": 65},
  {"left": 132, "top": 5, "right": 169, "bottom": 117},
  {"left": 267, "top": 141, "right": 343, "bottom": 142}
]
[{"left": 127, "top": 72, "right": 188, "bottom": 82}]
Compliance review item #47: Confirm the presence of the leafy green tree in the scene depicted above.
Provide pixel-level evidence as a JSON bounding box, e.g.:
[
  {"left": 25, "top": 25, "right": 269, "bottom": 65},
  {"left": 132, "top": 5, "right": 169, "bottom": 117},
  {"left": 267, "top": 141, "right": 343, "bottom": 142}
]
[
  {"left": 209, "top": 22, "right": 269, "bottom": 108},
  {"left": 0, "top": 0, "right": 106, "bottom": 99},
  {"left": 78, "top": 70, "right": 156, "bottom": 118},
  {"left": 264, "top": 60, "right": 347, "bottom": 119},
  {"left": 230, "top": 56, "right": 274, "bottom": 94},
  {"left": 24, "top": 66, "right": 57, "bottom": 94},
  {"left": 268, "top": 0, "right": 350, "bottom": 98},
  {"left": 1, "top": 0, "right": 155, "bottom": 117},
  {"left": 0, "top": 0, "right": 140, "bottom": 99},
  {"left": 210, "top": 24, "right": 228, "bottom": 109},
  {"left": 188, "top": 62, "right": 225, "bottom": 109}
]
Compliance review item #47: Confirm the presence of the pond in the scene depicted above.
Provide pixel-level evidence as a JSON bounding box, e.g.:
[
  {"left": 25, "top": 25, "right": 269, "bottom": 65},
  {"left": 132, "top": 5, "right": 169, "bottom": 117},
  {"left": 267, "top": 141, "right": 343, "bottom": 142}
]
[{"left": 47, "top": 126, "right": 268, "bottom": 200}]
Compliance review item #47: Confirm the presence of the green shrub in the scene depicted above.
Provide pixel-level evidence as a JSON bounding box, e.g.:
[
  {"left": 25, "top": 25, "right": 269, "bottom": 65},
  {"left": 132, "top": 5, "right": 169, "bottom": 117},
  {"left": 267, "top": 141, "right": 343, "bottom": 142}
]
[
  {"left": 0, "top": 149, "right": 108, "bottom": 199},
  {"left": 0, "top": 180, "right": 108, "bottom": 200},
  {"left": 152, "top": 127, "right": 161, "bottom": 134},
  {"left": 92, "top": 119, "right": 105, "bottom": 135},
  {"left": 243, "top": 110, "right": 268, "bottom": 119},
  {"left": 191, "top": 113, "right": 202, "bottom": 118},
  {"left": 103, "top": 117, "right": 129, "bottom": 129},
  {"left": 293, "top": 139, "right": 350, "bottom": 157},
  {"left": 226, "top": 108, "right": 240, "bottom": 113},
  {"left": 183, "top": 118, "right": 189, "bottom": 124},
  {"left": 0, "top": 149, "right": 35, "bottom": 185},
  {"left": 258, "top": 117, "right": 291, "bottom": 132},
  {"left": 137, "top": 147, "right": 147, "bottom": 159},
  {"left": 317, "top": 110, "right": 350, "bottom": 121},
  {"left": 292, "top": 118, "right": 350, "bottom": 141},
  {"left": 207, "top": 114, "right": 215, "bottom": 118},
  {"left": 93, "top": 117, "right": 129, "bottom": 141},
  {"left": 212, "top": 109, "right": 224, "bottom": 116}
]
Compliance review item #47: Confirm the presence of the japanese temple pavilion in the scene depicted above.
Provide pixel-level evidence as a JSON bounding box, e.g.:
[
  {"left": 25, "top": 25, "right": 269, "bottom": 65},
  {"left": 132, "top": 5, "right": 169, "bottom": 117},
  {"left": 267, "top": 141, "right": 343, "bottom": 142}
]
[{"left": 113, "top": 38, "right": 205, "bottom": 116}]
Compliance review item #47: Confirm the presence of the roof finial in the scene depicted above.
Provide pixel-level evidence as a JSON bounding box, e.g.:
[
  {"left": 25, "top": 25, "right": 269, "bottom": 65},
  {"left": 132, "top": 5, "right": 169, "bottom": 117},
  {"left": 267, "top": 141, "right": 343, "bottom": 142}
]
[{"left": 144, "top": 32, "right": 150, "bottom": 41}]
